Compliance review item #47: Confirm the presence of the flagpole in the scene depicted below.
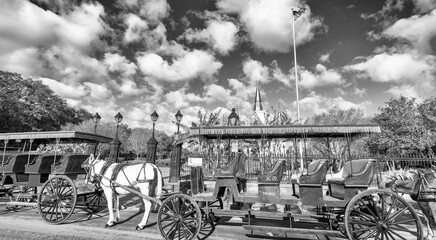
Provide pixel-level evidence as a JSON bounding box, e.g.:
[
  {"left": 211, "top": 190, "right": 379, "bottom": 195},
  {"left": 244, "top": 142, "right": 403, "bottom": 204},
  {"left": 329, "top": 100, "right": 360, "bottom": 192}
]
[
  {"left": 292, "top": 7, "right": 301, "bottom": 125},
  {"left": 291, "top": 7, "right": 306, "bottom": 174}
]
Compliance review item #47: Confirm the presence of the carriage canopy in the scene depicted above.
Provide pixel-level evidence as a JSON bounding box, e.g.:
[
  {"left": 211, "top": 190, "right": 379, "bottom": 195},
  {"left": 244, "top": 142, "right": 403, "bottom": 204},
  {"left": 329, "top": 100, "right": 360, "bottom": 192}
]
[
  {"left": 189, "top": 124, "right": 381, "bottom": 139},
  {"left": 0, "top": 131, "right": 113, "bottom": 143}
]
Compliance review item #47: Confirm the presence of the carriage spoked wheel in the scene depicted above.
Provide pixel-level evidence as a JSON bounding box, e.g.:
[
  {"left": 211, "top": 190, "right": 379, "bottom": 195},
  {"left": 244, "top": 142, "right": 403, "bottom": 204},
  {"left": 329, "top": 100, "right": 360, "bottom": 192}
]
[
  {"left": 197, "top": 197, "right": 223, "bottom": 224},
  {"left": 345, "top": 189, "right": 423, "bottom": 240},
  {"left": 83, "top": 185, "right": 108, "bottom": 213},
  {"left": 157, "top": 193, "right": 202, "bottom": 240},
  {"left": 37, "top": 176, "right": 77, "bottom": 224}
]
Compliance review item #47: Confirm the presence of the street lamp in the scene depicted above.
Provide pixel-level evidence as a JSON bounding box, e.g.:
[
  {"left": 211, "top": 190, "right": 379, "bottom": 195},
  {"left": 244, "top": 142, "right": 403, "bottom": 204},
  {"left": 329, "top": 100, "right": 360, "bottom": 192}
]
[
  {"left": 114, "top": 112, "right": 123, "bottom": 139},
  {"left": 151, "top": 111, "right": 159, "bottom": 138},
  {"left": 92, "top": 113, "right": 101, "bottom": 134},
  {"left": 175, "top": 110, "right": 183, "bottom": 134},
  {"left": 228, "top": 108, "right": 239, "bottom": 126}
]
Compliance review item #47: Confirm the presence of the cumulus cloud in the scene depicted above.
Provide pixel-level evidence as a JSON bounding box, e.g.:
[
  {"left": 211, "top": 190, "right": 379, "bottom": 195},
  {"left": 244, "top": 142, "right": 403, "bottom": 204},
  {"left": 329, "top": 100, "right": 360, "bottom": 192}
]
[
  {"left": 242, "top": 58, "right": 270, "bottom": 85},
  {"left": 296, "top": 91, "right": 370, "bottom": 118},
  {"left": 137, "top": 49, "right": 223, "bottom": 82},
  {"left": 104, "top": 52, "right": 137, "bottom": 77},
  {"left": 384, "top": 9, "right": 436, "bottom": 53},
  {"left": 183, "top": 19, "right": 239, "bottom": 55},
  {"left": 345, "top": 52, "right": 434, "bottom": 83},
  {"left": 215, "top": 0, "right": 324, "bottom": 52},
  {"left": 319, "top": 53, "right": 331, "bottom": 63},
  {"left": 118, "top": 0, "right": 170, "bottom": 22},
  {"left": 39, "top": 77, "right": 87, "bottom": 101},
  {"left": 299, "top": 64, "right": 344, "bottom": 89}
]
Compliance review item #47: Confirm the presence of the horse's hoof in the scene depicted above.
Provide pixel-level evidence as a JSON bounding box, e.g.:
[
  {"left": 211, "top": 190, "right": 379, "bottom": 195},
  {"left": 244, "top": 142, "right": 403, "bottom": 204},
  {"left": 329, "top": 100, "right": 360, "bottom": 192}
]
[
  {"left": 136, "top": 225, "right": 145, "bottom": 230},
  {"left": 105, "top": 223, "right": 113, "bottom": 228}
]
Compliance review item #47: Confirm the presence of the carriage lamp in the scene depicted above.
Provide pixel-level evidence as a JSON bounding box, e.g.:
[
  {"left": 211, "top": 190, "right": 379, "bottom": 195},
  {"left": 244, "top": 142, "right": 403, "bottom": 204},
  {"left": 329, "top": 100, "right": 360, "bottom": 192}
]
[
  {"left": 151, "top": 111, "right": 159, "bottom": 138},
  {"left": 92, "top": 113, "right": 101, "bottom": 134},
  {"left": 228, "top": 108, "right": 239, "bottom": 126},
  {"left": 175, "top": 110, "right": 183, "bottom": 134}
]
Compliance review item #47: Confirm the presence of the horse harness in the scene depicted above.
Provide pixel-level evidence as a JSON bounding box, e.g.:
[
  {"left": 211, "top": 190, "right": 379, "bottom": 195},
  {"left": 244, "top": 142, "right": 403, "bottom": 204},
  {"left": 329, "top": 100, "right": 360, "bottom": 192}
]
[{"left": 109, "top": 162, "right": 159, "bottom": 196}]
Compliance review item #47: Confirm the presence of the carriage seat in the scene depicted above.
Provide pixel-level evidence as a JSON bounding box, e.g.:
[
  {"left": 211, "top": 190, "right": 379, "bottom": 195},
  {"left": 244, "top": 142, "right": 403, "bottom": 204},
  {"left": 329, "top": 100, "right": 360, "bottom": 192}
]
[
  {"left": 327, "top": 159, "right": 376, "bottom": 199},
  {"left": 216, "top": 153, "right": 246, "bottom": 179},
  {"left": 299, "top": 159, "right": 330, "bottom": 186},
  {"left": 51, "top": 154, "right": 89, "bottom": 174},
  {"left": 0, "top": 154, "right": 40, "bottom": 173},
  {"left": 25, "top": 154, "right": 63, "bottom": 174},
  {"left": 258, "top": 160, "right": 286, "bottom": 183}
]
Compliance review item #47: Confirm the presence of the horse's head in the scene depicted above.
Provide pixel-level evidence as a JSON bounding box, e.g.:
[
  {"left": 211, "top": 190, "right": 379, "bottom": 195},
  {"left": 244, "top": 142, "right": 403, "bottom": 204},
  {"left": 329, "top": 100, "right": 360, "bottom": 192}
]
[{"left": 82, "top": 154, "right": 105, "bottom": 184}]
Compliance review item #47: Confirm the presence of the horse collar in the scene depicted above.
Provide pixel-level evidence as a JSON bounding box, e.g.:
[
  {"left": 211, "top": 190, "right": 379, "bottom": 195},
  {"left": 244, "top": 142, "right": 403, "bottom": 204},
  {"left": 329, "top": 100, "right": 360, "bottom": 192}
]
[{"left": 99, "top": 160, "right": 114, "bottom": 176}]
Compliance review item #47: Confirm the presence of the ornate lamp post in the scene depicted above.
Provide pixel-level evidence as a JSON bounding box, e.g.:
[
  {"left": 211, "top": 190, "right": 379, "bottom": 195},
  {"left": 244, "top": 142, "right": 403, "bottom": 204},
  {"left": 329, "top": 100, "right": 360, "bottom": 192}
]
[
  {"left": 92, "top": 113, "right": 101, "bottom": 134},
  {"left": 227, "top": 108, "right": 239, "bottom": 126},
  {"left": 226, "top": 108, "right": 240, "bottom": 163},
  {"left": 92, "top": 112, "right": 101, "bottom": 155},
  {"left": 109, "top": 112, "right": 123, "bottom": 163},
  {"left": 147, "top": 111, "right": 159, "bottom": 164},
  {"left": 170, "top": 110, "right": 183, "bottom": 183},
  {"left": 175, "top": 110, "right": 183, "bottom": 133}
]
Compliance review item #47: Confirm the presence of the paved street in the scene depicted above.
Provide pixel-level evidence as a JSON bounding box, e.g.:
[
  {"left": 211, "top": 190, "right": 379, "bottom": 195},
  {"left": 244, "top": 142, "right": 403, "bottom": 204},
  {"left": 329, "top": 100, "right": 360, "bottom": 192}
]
[{"left": 0, "top": 200, "right": 331, "bottom": 240}]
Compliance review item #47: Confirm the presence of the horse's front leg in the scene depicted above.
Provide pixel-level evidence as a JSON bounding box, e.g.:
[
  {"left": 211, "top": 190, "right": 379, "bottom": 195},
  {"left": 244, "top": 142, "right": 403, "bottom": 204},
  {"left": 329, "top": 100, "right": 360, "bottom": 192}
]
[
  {"left": 115, "top": 195, "right": 120, "bottom": 223},
  {"left": 104, "top": 188, "right": 116, "bottom": 227},
  {"left": 136, "top": 183, "right": 151, "bottom": 230}
]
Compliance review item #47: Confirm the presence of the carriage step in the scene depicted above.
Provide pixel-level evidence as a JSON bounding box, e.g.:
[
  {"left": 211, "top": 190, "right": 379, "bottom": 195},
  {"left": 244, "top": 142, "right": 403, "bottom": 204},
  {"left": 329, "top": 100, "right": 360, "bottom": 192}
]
[
  {"left": 242, "top": 225, "right": 345, "bottom": 238},
  {"left": 248, "top": 211, "right": 288, "bottom": 220},
  {"left": 3, "top": 202, "right": 37, "bottom": 207},
  {"left": 214, "top": 209, "right": 249, "bottom": 217}
]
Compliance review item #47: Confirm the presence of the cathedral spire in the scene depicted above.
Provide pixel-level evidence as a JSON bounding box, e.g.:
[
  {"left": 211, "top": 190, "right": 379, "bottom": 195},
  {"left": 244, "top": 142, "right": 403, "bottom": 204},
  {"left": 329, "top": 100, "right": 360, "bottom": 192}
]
[{"left": 253, "top": 82, "right": 263, "bottom": 111}]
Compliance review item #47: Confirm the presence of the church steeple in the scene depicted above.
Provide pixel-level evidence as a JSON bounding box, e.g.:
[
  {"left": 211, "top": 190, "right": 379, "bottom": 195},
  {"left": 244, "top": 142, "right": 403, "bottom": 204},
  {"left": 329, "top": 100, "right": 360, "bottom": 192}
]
[{"left": 253, "top": 83, "right": 263, "bottom": 111}]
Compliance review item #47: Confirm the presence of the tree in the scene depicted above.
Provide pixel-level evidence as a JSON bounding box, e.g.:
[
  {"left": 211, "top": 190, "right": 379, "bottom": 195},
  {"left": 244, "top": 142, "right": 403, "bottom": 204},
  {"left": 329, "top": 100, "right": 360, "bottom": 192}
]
[
  {"left": 0, "top": 71, "right": 91, "bottom": 132},
  {"left": 306, "top": 107, "right": 371, "bottom": 159},
  {"left": 367, "top": 96, "right": 435, "bottom": 157},
  {"left": 127, "top": 128, "right": 151, "bottom": 159},
  {"left": 61, "top": 120, "right": 130, "bottom": 158}
]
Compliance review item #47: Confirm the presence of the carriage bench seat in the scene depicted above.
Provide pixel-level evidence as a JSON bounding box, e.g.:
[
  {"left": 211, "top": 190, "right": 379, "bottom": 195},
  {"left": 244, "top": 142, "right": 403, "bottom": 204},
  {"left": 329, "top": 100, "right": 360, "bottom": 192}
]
[
  {"left": 0, "top": 154, "right": 40, "bottom": 173},
  {"left": 258, "top": 160, "right": 286, "bottom": 183},
  {"left": 25, "top": 154, "right": 63, "bottom": 174},
  {"left": 216, "top": 153, "right": 247, "bottom": 179},
  {"left": 51, "top": 154, "right": 89, "bottom": 175},
  {"left": 327, "top": 159, "right": 376, "bottom": 200},
  {"left": 291, "top": 159, "right": 329, "bottom": 197}
]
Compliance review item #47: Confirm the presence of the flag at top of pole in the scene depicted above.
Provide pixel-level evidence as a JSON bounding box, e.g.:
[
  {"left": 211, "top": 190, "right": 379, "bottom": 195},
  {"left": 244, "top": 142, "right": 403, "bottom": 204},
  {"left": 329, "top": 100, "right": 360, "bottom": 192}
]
[{"left": 292, "top": 7, "right": 306, "bottom": 21}]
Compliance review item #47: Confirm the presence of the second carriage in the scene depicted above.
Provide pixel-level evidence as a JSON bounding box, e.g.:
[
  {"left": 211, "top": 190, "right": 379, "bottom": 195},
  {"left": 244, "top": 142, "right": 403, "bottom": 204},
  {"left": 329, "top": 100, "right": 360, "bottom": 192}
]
[{"left": 154, "top": 124, "right": 425, "bottom": 240}]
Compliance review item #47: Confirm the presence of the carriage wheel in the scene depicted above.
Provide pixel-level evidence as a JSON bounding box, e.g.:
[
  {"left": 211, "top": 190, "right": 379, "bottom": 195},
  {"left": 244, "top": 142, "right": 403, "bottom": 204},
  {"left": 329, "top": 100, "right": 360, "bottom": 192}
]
[
  {"left": 157, "top": 193, "right": 202, "bottom": 240},
  {"left": 84, "top": 185, "right": 107, "bottom": 213},
  {"left": 345, "top": 189, "right": 423, "bottom": 240},
  {"left": 37, "top": 176, "right": 77, "bottom": 224},
  {"left": 198, "top": 197, "right": 223, "bottom": 224}
]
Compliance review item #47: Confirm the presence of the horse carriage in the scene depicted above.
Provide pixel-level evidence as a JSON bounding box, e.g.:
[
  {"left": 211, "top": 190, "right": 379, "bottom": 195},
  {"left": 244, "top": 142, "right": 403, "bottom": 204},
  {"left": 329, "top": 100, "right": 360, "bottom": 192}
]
[
  {"left": 82, "top": 123, "right": 429, "bottom": 240},
  {"left": 0, "top": 131, "right": 112, "bottom": 223}
]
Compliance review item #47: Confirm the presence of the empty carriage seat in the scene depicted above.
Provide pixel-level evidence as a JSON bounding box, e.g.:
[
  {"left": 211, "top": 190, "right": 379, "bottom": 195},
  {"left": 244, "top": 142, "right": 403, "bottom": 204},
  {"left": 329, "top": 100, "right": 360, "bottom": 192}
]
[
  {"left": 258, "top": 160, "right": 286, "bottom": 183},
  {"left": 299, "top": 159, "right": 330, "bottom": 186},
  {"left": 0, "top": 154, "right": 40, "bottom": 173},
  {"left": 51, "top": 154, "right": 89, "bottom": 174},
  {"left": 327, "top": 159, "right": 376, "bottom": 199},
  {"left": 25, "top": 154, "right": 63, "bottom": 174},
  {"left": 216, "top": 153, "right": 246, "bottom": 178}
]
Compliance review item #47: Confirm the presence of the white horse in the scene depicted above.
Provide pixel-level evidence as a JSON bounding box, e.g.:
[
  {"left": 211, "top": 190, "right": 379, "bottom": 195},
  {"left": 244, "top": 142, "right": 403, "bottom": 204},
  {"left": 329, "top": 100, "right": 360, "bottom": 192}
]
[{"left": 84, "top": 154, "right": 163, "bottom": 230}]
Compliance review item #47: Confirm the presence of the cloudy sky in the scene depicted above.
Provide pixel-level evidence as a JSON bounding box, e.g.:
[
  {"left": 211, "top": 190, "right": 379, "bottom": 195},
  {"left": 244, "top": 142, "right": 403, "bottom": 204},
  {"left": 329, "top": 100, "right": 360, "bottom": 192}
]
[{"left": 1, "top": 0, "right": 435, "bottom": 133}]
